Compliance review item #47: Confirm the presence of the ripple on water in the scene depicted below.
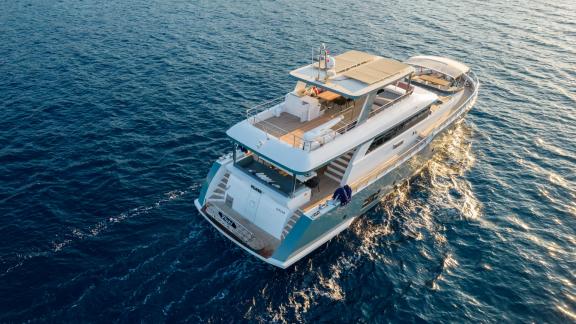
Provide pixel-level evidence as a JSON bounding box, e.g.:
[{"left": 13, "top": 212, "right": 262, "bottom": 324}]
[{"left": 1, "top": 0, "right": 576, "bottom": 322}]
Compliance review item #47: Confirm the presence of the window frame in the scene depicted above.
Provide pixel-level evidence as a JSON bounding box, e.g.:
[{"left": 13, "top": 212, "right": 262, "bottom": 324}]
[{"left": 365, "top": 106, "right": 432, "bottom": 154}]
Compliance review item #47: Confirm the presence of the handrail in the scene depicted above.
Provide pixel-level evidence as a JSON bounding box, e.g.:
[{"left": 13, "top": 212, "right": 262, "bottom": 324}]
[
  {"left": 350, "top": 135, "right": 428, "bottom": 193},
  {"left": 298, "top": 135, "right": 428, "bottom": 218},
  {"left": 247, "top": 96, "right": 358, "bottom": 151},
  {"left": 246, "top": 95, "right": 391, "bottom": 152},
  {"left": 352, "top": 72, "right": 479, "bottom": 193},
  {"left": 298, "top": 70, "right": 480, "bottom": 216},
  {"left": 368, "top": 90, "right": 411, "bottom": 119},
  {"left": 246, "top": 72, "right": 478, "bottom": 153},
  {"left": 245, "top": 96, "right": 286, "bottom": 120},
  {"left": 315, "top": 100, "right": 356, "bottom": 134}
]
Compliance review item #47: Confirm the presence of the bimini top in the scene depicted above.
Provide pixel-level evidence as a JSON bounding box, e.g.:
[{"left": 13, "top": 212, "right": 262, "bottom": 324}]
[
  {"left": 405, "top": 56, "right": 470, "bottom": 79},
  {"left": 289, "top": 50, "right": 414, "bottom": 99}
]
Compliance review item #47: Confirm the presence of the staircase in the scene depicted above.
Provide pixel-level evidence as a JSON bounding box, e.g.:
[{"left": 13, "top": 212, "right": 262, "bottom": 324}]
[
  {"left": 281, "top": 210, "right": 304, "bottom": 240},
  {"left": 324, "top": 150, "right": 354, "bottom": 183},
  {"left": 208, "top": 173, "right": 230, "bottom": 201}
]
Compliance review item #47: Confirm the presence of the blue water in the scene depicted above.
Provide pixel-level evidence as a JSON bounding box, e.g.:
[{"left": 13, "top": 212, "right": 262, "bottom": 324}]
[{"left": 1, "top": 0, "right": 575, "bottom": 322}]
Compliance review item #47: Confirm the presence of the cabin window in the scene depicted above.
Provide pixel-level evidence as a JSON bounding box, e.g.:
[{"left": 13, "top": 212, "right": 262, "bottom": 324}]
[
  {"left": 235, "top": 154, "right": 305, "bottom": 196},
  {"left": 362, "top": 190, "right": 381, "bottom": 208},
  {"left": 366, "top": 107, "right": 431, "bottom": 154}
]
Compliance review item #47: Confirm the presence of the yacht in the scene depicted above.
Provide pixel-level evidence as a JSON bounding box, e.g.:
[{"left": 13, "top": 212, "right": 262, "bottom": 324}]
[{"left": 194, "top": 46, "right": 479, "bottom": 268}]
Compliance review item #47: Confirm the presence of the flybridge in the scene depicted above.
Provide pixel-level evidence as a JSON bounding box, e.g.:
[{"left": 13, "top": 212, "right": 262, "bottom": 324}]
[
  {"left": 236, "top": 48, "right": 420, "bottom": 153},
  {"left": 228, "top": 85, "right": 436, "bottom": 173},
  {"left": 290, "top": 49, "right": 415, "bottom": 99}
]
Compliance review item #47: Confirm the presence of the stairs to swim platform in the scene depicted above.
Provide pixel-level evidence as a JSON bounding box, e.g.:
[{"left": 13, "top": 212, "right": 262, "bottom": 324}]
[
  {"left": 325, "top": 150, "right": 354, "bottom": 183},
  {"left": 281, "top": 210, "right": 304, "bottom": 240},
  {"left": 208, "top": 172, "right": 230, "bottom": 201}
]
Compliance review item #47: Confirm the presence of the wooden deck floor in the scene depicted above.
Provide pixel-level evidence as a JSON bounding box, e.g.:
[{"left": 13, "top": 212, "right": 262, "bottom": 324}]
[
  {"left": 254, "top": 112, "right": 336, "bottom": 148},
  {"left": 254, "top": 103, "right": 362, "bottom": 148},
  {"left": 254, "top": 113, "right": 302, "bottom": 136},
  {"left": 301, "top": 174, "right": 340, "bottom": 212}
]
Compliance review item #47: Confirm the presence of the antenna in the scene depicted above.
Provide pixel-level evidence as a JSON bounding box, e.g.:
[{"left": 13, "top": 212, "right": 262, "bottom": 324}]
[{"left": 313, "top": 43, "right": 329, "bottom": 82}]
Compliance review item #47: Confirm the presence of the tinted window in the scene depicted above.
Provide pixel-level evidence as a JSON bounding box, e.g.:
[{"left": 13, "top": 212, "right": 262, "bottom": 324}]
[
  {"left": 367, "top": 107, "right": 431, "bottom": 153},
  {"left": 362, "top": 190, "right": 381, "bottom": 208}
]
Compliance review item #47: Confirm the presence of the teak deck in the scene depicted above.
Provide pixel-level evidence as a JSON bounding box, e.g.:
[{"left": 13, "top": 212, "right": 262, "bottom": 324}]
[
  {"left": 254, "top": 102, "right": 362, "bottom": 148},
  {"left": 415, "top": 74, "right": 451, "bottom": 87},
  {"left": 300, "top": 174, "right": 340, "bottom": 212},
  {"left": 254, "top": 113, "right": 335, "bottom": 147}
]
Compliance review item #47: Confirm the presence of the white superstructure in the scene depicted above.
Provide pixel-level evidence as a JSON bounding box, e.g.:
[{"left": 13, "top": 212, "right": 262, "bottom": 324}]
[{"left": 195, "top": 46, "right": 479, "bottom": 268}]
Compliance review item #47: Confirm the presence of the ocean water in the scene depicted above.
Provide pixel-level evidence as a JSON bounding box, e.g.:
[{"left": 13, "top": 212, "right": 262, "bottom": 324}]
[{"left": 1, "top": 0, "right": 575, "bottom": 322}]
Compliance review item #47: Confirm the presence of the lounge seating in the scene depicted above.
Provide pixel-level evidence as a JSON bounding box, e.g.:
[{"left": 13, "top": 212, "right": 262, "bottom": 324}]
[{"left": 417, "top": 74, "right": 451, "bottom": 87}]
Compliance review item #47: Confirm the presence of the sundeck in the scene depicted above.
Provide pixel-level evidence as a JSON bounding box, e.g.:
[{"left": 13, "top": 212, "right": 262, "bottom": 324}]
[{"left": 195, "top": 45, "right": 479, "bottom": 268}]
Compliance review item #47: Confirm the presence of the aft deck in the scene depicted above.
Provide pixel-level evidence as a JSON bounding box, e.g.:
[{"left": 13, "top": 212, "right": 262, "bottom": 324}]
[
  {"left": 252, "top": 85, "right": 411, "bottom": 150},
  {"left": 254, "top": 100, "right": 361, "bottom": 149},
  {"left": 300, "top": 174, "right": 340, "bottom": 212}
]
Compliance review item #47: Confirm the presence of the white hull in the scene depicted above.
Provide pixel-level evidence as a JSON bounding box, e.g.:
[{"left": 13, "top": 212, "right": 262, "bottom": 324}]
[{"left": 195, "top": 52, "right": 479, "bottom": 268}]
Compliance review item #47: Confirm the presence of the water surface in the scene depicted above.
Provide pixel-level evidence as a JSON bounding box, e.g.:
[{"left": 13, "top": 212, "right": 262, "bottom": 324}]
[{"left": 1, "top": 0, "right": 575, "bottom": 322}]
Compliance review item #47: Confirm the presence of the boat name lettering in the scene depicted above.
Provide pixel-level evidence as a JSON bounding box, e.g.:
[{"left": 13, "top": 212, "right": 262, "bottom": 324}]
[
  {"left": 218, "top": 211, "right": 237, "bottom": 229},
  {"left": 250, "top": 185, "right": 262, "bottom": 193}
]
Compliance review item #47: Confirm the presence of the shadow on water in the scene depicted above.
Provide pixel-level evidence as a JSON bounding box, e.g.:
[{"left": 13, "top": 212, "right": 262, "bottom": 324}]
[{"left": 224, "top": 122, "right": 485, "bottom": 323}]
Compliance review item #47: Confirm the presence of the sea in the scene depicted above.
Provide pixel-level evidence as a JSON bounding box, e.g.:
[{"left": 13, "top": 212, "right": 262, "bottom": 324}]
[{"left": 1, "top": 0, "right": 575, "bottom": 322}]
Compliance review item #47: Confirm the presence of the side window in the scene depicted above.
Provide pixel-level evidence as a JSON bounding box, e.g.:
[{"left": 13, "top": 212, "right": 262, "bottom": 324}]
[
  {"left": 366, "top": 107, "right": 431, "bottom": 154},
  {"left": 362, "top": 189, "right": 381, "bottom": 208}
]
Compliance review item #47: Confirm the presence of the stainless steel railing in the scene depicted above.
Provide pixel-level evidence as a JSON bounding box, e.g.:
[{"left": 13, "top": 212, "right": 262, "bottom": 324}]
[
  {"left": 298, "top": 71, "right": 480, "bottom": 216},
  {"left": 245, "top": 96, "right": 286, "bottom": 121},
  {"left": 245, "top": 96, "right": 358, "bottom": 151}
]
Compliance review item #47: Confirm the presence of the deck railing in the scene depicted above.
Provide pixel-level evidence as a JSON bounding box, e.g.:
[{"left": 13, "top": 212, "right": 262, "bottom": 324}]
[
  {"left": 245, "top": 95, "right": 397, "bottom": 151},
  {"left": 244, "top": 74, "right": 477, "bottom": 154},
  {"left": 368, "top": 88, "right": 412, "bottom": 119},
  {"left": 245, "top": 96, "right": 286, "bottom": 121},
  {"left": 246, "top": 96, "right": 358, "bottom": 151},
  {"left": 298, "top": 72, "right": 480, "bottom": 217}
]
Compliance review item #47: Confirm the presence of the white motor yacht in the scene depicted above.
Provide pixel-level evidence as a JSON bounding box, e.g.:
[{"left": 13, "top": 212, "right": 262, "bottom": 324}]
[{"left": 195, "top": 46, "right": 479, "bottom": 268}]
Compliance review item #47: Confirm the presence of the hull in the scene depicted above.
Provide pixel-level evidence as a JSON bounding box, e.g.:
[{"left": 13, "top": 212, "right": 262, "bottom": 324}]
[
  {"left": 195, "top": 73, "right": 479, "bottom": 268},
  {"left": 266, "top": 118, "right": 460, "bottom": 267}
]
